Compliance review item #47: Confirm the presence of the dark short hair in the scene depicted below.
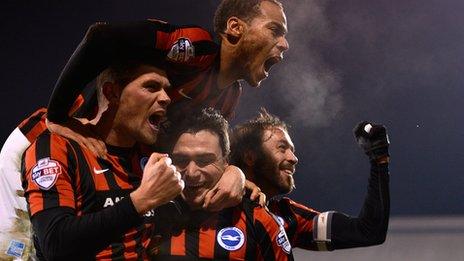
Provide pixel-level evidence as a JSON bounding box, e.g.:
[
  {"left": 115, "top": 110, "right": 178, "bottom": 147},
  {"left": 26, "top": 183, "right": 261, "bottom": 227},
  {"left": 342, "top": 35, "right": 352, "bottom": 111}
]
[
  {"left": 213, "top": 0, "right": 283, "bottom": 34},
  {"left": 230, "top": 108, "right": 289, "bottom": 170},
  {"left": 97, "top": 60, "right": 158, "bottom": 88},
  {"left": 170, "top": 108, "right": 231, "bottom": 158}
]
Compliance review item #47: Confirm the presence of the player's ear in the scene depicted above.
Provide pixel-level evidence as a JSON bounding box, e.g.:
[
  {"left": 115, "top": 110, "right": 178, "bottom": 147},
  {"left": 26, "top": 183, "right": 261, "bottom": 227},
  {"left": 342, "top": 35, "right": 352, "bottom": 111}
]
[
  {"left": 102, "top": 82, "right": 121, "bottom": 103},
  {"left": 244, "top": 150, "right": 256, "bottom": 167},
  {"left": 225, "top": 17, "right": 245, "bottom": 43}
]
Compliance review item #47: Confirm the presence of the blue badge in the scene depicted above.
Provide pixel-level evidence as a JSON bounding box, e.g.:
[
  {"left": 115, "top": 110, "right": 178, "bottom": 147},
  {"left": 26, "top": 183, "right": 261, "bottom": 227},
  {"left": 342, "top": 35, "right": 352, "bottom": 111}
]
[
  {"left": 140, "top": 157, "right": 149, "bottom": 170},
  {"left": 5, "top": 240, "right": 25, "bottom": 258},
  {"left": 216, "top": 227, "right": 245, "bottom": 251}
]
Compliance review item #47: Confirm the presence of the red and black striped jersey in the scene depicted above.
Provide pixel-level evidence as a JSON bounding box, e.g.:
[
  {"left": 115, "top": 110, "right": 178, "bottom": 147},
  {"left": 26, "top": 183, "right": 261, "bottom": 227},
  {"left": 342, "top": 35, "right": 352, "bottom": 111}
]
[
  {"left": 149, "top": 199, "right": 293, "bottom": 261},
  {"left": 17, "top": 93, "right": 90, "bottom": 144},
  {"left": 18, "top": 108, "right": 48, "bottom": 143},
  {"left": 47, "top": 20, "right": 242, "bottom": 124},
  {"left": 22, "top": 132, "right": 153, "bottom": 260},
  {"left": 268, "top": 197, "right": 335, "bottom": 251}
]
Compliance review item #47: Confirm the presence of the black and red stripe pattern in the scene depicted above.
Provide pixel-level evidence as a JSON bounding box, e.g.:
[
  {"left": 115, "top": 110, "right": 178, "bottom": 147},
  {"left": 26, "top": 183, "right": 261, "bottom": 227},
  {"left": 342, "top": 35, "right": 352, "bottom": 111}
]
[
  {"left": 22, "top": 133, "right": 151, "bottom": 260},
  {"left": 268, "top": 197, "right": 333, "bottom": 251},
  {"left": 150, "top": 199, "right": 293, "bottom": 260}
]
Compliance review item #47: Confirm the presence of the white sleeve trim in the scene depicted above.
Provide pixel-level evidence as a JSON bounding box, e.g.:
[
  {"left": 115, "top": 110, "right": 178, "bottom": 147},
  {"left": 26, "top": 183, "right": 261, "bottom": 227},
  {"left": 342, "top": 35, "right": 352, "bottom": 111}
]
[{"left": 313, "top": 211, "right": 334, "bottom": 242}]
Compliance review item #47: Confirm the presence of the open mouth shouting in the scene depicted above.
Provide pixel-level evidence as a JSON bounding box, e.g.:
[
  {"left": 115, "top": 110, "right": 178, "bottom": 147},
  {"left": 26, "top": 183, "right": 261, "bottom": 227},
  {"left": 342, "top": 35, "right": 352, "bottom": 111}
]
[
  {"left": 148, "top": 110, "right": 166, "bottom": 132},
  {"left": 264, "top": 56, "right": 283, "bottom": 76}
]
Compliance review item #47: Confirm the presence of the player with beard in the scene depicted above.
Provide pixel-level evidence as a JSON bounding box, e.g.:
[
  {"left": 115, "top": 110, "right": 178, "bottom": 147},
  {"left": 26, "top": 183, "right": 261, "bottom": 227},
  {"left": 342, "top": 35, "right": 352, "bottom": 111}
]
[
  {"left": 1, "top": 1, "right": 285, "bottom": 257},
  {"left": 230, "top": 109, "right": 390, "bottom": 251}
]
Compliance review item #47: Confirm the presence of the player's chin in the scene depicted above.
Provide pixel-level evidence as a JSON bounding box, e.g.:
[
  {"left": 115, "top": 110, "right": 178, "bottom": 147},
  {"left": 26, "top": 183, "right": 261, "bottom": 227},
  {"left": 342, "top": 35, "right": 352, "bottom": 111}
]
[
  {"left": 138, "top": 130, "right": 158, "bottom": 145},
  {"left": 280, "top": 176, "right": 295, "bottom": 194},
  {"left": 247, "top": 70, "right": 267, "bottom": 88}
]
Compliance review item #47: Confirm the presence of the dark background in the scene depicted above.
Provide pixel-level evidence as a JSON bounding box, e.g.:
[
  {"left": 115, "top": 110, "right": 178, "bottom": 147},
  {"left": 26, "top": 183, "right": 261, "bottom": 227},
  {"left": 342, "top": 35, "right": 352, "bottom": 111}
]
[{"left": 1, "top": 0, "right": 463, "bottom": 216}]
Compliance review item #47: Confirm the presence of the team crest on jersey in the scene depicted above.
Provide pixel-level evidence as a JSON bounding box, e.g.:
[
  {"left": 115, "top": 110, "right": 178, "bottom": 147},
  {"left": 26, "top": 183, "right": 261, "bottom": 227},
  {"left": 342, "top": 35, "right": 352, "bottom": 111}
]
[
  {"left": 167, "top": 37, "right": 195, "bottom": 63},
  {"left": 31, "top": 157, "right": 62, "bottom": 190},
  {"left": 216, "top": 227, "right": 245, "bottom": 251}
]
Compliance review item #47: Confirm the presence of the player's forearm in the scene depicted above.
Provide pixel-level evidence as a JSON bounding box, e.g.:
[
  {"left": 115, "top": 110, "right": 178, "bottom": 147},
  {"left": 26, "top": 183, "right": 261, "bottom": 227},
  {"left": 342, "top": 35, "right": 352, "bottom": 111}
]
[
  {"left": 47, "top": 21, "right": 159, "bottom": 123},
  {"left": 31, "top": 196, "right": 143, "bottom": 260},
  {"left": 329, "top": 162, "right": 390, "bottom": 249}
]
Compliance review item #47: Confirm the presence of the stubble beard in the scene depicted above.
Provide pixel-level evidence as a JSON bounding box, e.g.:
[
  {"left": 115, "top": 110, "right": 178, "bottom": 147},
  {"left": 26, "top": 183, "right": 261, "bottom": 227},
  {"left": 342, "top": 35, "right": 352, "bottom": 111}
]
[{"left": 253, "top": 149, "right": 294, "bottom": 197}]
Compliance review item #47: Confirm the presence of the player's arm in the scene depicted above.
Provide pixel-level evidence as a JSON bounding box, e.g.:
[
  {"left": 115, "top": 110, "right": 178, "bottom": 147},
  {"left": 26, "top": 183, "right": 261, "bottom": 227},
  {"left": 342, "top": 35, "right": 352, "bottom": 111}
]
[
  {"left": 22, "top": 134, "right": 143, "bottom": 260},
  {"left": 47, "top": 20, "right": 216, "bottom": 124},
  {"left": 23, "top": 135, "right": 183, "bottom": 260},
  {"left": 311, "top": 122, "right": 390, "bottom": 250},
  {"left": 202, "top": 165, "right": 246, "bottom": 211}
]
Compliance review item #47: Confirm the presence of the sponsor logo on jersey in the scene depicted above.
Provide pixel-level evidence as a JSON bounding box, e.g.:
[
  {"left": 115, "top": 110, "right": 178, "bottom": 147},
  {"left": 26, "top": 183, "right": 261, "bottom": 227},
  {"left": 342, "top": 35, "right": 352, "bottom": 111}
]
[
  {"left": 32, "top": 157, "right": 62, "bottom": 190},
  {"left": 178, "top": 88, "right": 193, "bottom": 100},
  {"left": 93, "top": 167, "right": 109, "bottom": 174},
  {"left": 271, "top": 213, "right": 291, "bottom": 254},
  {"left": 216, "top": 227, "right": 245, "bottom": 251},
  {"left": 167, "top": 38, "right": 195, "bottom": 63},
  {"left": 275, "top": 215, "right": 285, "bottom": 226},
  {"left": 276, "top": 228, "right": 291, "bottom": 254},
  {"left": 5, "top": 239, "right": 25, "bottom": 258}
]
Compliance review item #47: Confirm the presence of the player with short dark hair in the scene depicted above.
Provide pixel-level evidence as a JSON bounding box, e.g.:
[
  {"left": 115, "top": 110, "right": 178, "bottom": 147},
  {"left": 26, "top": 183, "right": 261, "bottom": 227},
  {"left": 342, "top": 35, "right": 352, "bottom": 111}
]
[
  {"left": 22, "top": 63, "right": 185, "bottom": 260},
  {"left": 149, "top": 108, "right": 294, "bottom": 260},
  {"left": 1, "top": 1, "right": 288, "bottom": 257},
  {"left": 230, "top": 109, "right": 390, "bottom": 251}
]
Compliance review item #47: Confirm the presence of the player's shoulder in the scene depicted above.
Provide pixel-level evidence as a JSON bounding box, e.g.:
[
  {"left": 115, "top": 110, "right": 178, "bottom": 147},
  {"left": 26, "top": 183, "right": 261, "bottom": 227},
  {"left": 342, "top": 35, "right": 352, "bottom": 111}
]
[
  {"left": 30, "top": 131, "right": 75, "bottom": 151},
  {"left": 239, "top": 198, "right": 277, "bottom": 222},
  {"left": 17, "top": 107, "right": 47, "bottom": 129},
  {"left": 270, "top": 197, "right": 318, "bottom": 214}
]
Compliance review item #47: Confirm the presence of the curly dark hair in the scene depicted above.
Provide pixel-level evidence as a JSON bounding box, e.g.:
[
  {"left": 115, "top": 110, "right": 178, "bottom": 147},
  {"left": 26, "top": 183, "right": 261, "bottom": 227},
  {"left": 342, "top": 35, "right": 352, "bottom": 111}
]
[
  {"left": 230, "top": 108, "right": 289, "bottom": 170},
  {"left": 213, "top": 0, "right": 283, "bottom": 34}
]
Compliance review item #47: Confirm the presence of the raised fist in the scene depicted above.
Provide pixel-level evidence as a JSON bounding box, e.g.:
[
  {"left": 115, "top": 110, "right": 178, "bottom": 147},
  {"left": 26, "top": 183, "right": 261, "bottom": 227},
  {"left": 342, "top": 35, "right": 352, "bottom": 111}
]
[{"left": 353, "top": 121, "right": 390, "bottom": 164}]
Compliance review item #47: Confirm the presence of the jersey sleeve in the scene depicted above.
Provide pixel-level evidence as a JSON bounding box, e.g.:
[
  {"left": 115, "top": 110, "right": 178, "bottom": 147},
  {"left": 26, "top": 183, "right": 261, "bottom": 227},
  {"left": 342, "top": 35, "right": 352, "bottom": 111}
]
[
  {"left": 328, "top": 163, "right": 390, "bottom": 249},
  {"left": 253, "top": 206, "right": 293, "bottom": 260},
  {"left": 17, "top": 108, "right": 48, "bottom": 143},
  {"left": 272, "top": 162, "right": 390, "bottom": 251},
  {"left": 22, "top": 133, "right": 76, "bottom": 216},
  {"left": 21, "top": 133, "right": 144, "bottom": 260},
  {"left": 47, "top": 20, "right": 217, "bottom": 123}
]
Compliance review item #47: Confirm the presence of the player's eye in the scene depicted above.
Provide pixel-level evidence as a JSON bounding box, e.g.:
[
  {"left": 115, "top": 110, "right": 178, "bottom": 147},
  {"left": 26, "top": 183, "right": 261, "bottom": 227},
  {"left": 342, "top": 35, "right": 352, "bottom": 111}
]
[
  {"left": 144, "top": 83, "right": 162, "bottom": 92},
  {"left": 278, "top": 144, "right": 287, "bottom": 152},
  {"left": 195, "top": 155, "right": 217, "bottom": 168},
  {"left": 269, "top": 26, "right": 284, "bottom": 37},
  {"left": 172, "top": 156, "right": 190, "bottom": 169}
]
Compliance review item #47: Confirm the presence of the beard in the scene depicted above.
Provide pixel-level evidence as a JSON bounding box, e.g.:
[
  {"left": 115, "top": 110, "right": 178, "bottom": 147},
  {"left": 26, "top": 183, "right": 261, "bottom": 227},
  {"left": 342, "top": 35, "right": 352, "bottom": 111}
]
[{"left": 253, "top": 148, "right": 295, "bottom": 196}]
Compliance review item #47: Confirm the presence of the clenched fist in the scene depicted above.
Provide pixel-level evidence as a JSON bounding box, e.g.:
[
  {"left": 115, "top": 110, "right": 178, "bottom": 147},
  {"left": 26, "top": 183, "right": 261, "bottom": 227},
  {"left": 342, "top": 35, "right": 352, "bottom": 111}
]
[
  {"left": 130, "top": 153, "right": 184, "bottom": 214},
  {"left": 353, "top": 121, "right": 390, "bottom": 164}
]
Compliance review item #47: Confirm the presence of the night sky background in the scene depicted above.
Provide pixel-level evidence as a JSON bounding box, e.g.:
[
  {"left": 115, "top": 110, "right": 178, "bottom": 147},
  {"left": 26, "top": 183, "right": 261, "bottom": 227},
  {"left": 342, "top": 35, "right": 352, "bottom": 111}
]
[{"left": 1, "top": 0, "right": 463, "bottom": 216}]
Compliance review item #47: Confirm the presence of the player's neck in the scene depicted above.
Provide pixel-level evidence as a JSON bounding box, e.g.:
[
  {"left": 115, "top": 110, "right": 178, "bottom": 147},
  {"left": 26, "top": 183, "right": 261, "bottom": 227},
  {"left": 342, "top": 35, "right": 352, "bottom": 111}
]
[
  {"left": 94, "top": 106, "right": 136, "bottom": 148},
  {"left": 247, "top": 170, "right": 279, "bottom": 199},
  {"left": 218, "top": 41, "right": 242, "bottom": 89}
]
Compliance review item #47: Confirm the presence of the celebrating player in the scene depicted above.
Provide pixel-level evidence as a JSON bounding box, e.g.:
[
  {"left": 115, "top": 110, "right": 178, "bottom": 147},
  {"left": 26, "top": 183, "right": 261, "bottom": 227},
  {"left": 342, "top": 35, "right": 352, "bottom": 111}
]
[
  {"left": 1, "top": 1, "right": 287, "bottom": 257},
  {"left": 230, "top": 109, "right": 390, "bottom": 251},
  {"left": 148, "top": 108, "right": 293, "bottom": 260},
  {"left": 22, "top": 62, "right": 187, "bottom": 260}
]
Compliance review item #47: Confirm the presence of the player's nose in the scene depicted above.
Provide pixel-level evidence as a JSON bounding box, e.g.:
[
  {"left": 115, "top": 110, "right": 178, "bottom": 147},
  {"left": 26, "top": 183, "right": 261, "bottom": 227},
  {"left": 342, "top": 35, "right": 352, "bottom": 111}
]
[
  {"left": 277, "top": 36, "right": 289, "bottom": 52},
  {"left": 287, "top": 150, "right": 298, "bottom": 165}
]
